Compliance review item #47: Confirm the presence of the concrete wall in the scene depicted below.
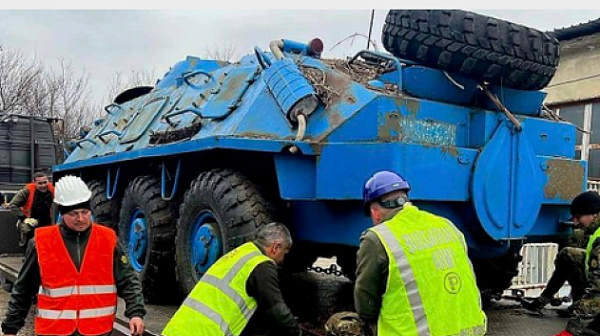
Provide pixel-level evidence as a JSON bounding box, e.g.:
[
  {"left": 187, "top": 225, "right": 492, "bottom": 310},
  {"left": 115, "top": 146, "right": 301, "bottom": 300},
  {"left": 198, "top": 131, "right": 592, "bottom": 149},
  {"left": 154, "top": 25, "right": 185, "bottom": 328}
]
[{"left": 545, "top": 33, "right": 600, "bottom": 106}]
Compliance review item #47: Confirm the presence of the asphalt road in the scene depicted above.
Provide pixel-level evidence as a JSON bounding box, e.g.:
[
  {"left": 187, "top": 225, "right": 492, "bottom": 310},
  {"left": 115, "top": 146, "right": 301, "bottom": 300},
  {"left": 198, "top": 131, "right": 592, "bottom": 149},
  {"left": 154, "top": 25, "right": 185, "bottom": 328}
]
[{"left": 281, "top": 270, "right": 571, "bottom": 336}]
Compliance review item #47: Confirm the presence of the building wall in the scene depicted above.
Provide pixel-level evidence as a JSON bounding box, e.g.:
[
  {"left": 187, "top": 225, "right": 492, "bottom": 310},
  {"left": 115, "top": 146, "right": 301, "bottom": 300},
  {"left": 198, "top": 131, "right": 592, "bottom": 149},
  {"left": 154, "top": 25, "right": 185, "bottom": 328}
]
[
  {"left": 543, "top": 33, "right": 600, "bottom": 179},
  {"left": 545, "top": 33, "right": 600, "bottom": 106}
]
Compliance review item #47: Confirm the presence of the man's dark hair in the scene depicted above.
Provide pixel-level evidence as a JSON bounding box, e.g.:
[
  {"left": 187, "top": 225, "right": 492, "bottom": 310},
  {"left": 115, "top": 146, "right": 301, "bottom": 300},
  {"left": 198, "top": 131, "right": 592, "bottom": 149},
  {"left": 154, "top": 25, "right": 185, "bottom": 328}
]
[
  {"left": 254, "top": 222, "right": 293, "bottom": 249},
  {"left": 33, "top": 172, "right": 47, "bottom": 180}
]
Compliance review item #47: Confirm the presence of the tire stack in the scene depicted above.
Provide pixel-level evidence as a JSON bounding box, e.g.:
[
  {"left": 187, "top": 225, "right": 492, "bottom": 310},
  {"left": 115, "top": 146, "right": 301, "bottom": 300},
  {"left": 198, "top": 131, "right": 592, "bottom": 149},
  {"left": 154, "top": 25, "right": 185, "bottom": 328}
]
[{"left": 382, "top": 10, "right": 560, "bottom": 91}]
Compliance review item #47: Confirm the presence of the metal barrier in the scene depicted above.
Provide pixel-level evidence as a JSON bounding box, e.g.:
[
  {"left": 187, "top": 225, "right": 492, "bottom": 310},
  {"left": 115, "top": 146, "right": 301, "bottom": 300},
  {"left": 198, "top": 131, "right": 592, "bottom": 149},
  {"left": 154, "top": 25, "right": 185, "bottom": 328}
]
[{"left": 512, "top": 243, "right": 559, "bottom": 289}]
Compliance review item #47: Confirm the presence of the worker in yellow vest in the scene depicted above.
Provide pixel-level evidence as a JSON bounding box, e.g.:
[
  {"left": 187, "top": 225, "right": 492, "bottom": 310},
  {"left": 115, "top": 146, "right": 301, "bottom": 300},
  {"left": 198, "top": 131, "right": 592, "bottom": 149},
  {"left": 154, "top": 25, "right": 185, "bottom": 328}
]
[
  {"left": 353, "top": 170, "right": 487, "bottom": 336},
  {"left": 162, "top": 222, "right": 302, "bottom": 336}
]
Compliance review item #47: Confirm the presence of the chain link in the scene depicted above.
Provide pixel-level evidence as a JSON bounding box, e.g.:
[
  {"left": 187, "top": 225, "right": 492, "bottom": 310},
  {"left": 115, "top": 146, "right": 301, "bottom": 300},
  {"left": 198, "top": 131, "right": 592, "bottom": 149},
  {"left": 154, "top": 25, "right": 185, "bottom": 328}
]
[{"left": 307, "top": 264, "right": 345, "bottom": 277}]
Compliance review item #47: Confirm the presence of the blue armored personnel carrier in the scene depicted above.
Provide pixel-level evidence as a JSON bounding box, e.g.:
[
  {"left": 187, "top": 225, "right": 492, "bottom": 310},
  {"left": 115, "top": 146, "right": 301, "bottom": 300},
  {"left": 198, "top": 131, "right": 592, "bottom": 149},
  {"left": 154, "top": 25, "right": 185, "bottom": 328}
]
[{"left": 54, "top": 10, "right": 581, "bottom": 302}]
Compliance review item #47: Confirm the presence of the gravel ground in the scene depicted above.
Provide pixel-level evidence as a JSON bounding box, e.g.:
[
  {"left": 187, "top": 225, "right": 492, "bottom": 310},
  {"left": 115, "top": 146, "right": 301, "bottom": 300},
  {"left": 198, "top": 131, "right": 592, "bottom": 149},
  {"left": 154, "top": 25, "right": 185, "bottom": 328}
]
[{"left": 0, "top": 288, "right": 34, "bottom": 336}]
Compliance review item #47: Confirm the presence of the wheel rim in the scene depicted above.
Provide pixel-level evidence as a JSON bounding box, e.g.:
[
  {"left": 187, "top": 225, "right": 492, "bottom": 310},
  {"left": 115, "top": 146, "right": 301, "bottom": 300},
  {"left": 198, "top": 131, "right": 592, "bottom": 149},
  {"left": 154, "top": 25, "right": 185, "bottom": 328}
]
[
  {"left": 128, "top": 209, "right": 148, "bottom": 272},
  {"left": 190, "top": 211, "right": 222, "bottom": 282}
]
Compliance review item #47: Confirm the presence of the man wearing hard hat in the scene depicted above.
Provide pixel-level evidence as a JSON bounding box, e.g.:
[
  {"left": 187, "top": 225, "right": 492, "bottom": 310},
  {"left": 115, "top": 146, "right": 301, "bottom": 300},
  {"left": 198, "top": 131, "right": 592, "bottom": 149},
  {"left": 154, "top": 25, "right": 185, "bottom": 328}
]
[{"left": 1, "top": 175, "right": 146, "bottom": 336}]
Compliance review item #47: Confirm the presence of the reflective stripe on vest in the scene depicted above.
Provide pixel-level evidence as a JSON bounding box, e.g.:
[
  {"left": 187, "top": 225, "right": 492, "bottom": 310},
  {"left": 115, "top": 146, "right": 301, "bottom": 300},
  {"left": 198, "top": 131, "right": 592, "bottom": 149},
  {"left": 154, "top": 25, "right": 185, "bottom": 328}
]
[
  {"left": 39, "top": 285, "right": 117, "bottom": 298},
  {"left": 162, "top": 243, "right": 271, "bottom": 336},
  {"left": 184, "top": 251, "right": 262, "bottom": 326},
  {"left": 37, "top": 307, "right": 116, "bottom": 320},
  {"left": 79, "top": 307, "right": 117, "bottom": 319},
  {"left": 373, "top": 223, "right": 431, "bottom": 336},
  {"left": 37, "top": 310, "right": 77, "bottom": 320},
  {"left": 371, "top": 204, "right": 486, "bottom": 336},
  {"left": 183, "top": 297, "right": 233, "bottom": 336},
  {"left": 201, "top": 274, "right": 255, "bottom": 322},
  {"left": 35, "top": 224, "right": 118, "bottom": 336}
]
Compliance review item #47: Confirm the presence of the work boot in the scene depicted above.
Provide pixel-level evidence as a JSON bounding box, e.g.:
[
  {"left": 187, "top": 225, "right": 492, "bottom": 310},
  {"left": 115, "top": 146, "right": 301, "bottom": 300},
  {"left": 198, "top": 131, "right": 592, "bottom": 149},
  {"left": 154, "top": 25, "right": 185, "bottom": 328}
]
[
  {"left": 521, "top": 296, "right": 548, "bottom": 312},
  {"left": 566, "top": 316, "right": 597, "bottom": 336}
]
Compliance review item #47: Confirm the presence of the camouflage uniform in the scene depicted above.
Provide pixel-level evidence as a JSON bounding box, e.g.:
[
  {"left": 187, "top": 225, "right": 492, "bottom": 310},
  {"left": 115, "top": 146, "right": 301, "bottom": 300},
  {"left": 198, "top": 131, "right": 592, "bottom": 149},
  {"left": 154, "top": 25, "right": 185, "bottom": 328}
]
[
  {"left": 538, "top": 220, "right": 600, "bottom": 307},
  {"left": 568, "top": 223, "right": 600, "bottom": 323},
  {"left": 325, "top": 312, "right": 366, "bottom": 336},
  {"left": 557, "top": 217, "right": 600, "bottom": 336}
]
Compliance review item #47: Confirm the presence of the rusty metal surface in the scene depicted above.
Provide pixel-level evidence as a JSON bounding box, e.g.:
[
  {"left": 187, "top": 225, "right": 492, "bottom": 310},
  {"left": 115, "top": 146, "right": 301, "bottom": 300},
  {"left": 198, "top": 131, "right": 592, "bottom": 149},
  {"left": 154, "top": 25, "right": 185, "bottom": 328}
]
[
  {"left": 377, "top": 112, "right": 457, "bottom": 146},
  {"left": 544, "top": 159, "right": 585, "bottom": 200},
  {"left": 301, "top": 63, "right": 355, "bottom": 108},
  {"left": 319, "top": 59, "right": 398, "bottom": 96}
]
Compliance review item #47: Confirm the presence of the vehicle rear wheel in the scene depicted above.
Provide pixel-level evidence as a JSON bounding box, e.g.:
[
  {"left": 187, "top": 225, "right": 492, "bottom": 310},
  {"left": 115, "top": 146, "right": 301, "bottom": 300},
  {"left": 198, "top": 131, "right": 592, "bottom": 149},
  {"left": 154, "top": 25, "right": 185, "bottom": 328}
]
[
  {"left": 382, "top": 10, "right": 560, "bottom": 90},
  {"left": 175, "top": 169, "right": 276, "bottom": 296},
  {"left": 119, "top": 175, "right": 179, "bottom": 303},
  {"left": 282, "top": 243, "right": 319, "bottom": 273},
  {"left": 472, "top": 244, "right": 522, "bottom": 302},
  {"left": 336, "top": 247, "right": 359, "bottom": 281}
]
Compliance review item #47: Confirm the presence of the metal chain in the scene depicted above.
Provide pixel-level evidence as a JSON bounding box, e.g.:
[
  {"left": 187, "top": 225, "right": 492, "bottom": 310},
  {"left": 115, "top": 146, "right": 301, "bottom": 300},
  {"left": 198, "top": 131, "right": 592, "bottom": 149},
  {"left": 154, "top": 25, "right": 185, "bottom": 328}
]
[{"left": 307, "top": 264, "right": 345, "bottom": 277}]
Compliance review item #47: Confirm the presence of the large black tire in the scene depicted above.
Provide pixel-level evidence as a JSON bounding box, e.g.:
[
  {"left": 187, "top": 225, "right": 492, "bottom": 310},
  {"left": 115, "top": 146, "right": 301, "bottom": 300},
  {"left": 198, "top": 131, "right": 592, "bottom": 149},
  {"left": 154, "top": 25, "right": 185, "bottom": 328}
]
[
  {"left": 382, "top": 10, "right": 560, "bottom": 91},
  {"left": 472, "top": 245, "right": 522, "bottom": 301},
  {"left": 87, "top": 180, "right": 120, "bottom": 230},
  {"left": 175, "top": 169, "right": 276, "bottom": 296},
  {"left": 282, "top": 243, "right": 319, "bottom": 273},
  {"left": 336, "top": 246, "right": 359, "bottom": 281},
  {"left": 119, "top": 175, "right": 178, "bottom": 303}
]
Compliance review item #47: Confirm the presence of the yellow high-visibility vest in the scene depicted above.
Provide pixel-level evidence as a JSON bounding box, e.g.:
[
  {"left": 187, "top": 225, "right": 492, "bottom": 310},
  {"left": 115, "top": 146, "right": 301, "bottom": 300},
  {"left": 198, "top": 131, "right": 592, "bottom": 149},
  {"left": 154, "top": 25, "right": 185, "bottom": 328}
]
[
  {"left": 370, "top": 204, "right": 487, "bottom": 336},
  {"left": 162, "top": 242, "right": 271, "bottom": 336},
  {"left": 585, "top": 227, "right": 600, "bottom": 275}
]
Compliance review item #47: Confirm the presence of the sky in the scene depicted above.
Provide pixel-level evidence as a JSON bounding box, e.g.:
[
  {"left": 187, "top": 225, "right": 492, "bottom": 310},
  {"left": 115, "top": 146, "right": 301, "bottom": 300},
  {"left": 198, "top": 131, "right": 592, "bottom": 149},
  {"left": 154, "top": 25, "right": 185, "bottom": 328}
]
[{"left": 2, "top": 8, "right": 600, "bottom": 105}]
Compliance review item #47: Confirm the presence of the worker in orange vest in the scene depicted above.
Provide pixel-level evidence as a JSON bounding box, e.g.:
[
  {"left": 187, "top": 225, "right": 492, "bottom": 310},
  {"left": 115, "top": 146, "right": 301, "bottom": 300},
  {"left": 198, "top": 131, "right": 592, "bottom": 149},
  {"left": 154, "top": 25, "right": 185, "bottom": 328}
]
[
  {"left": 8, "top": 172, "right": 55, "bottom": 247},
  {"left": 1, "top": 175, "right": 146, "bottom": 336}
]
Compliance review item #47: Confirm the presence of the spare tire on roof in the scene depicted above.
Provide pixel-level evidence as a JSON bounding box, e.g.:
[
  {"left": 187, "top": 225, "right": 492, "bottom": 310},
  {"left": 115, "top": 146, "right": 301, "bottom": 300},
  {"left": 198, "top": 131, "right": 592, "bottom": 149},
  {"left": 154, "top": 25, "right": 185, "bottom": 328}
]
[{"left": 382, "top": 10, "right": 560, "bottom": 91}]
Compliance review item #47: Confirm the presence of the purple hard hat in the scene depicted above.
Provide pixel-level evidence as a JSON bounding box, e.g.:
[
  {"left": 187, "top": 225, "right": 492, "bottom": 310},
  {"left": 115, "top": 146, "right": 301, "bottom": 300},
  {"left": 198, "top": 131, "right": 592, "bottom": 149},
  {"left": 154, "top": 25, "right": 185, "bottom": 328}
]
[{"left": 363, "top": 171, "right": 411, "bottom": 207}]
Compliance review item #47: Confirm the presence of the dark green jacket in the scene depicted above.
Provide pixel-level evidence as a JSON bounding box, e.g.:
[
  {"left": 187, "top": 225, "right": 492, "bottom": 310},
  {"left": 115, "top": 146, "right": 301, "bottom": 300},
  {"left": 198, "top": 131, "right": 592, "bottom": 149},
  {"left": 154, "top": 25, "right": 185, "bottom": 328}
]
[
  {"left": 1, "top": 223, "right": 146, "bottom": 336},
  {"left": 8, "top": 186, "right": 53, "bottom": 226},
  {"left": 354, "top": 209, "right": 402, "bottom": 323},
  {"left": 242, "top": 244, "right": 301, "bottom": 336},
  {"left": 354, "top": 229, "right": 389, "bottom": 323},
  {"left": 566, "top": 220, "right": 600, "bottom": 250}
]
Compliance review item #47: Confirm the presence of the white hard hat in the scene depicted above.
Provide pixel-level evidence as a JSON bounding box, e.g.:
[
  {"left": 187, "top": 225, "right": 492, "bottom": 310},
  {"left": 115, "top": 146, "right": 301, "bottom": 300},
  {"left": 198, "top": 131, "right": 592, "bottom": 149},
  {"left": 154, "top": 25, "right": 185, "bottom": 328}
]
[{"left": 54, "top": 175, "right": 92, "bottom": 206}]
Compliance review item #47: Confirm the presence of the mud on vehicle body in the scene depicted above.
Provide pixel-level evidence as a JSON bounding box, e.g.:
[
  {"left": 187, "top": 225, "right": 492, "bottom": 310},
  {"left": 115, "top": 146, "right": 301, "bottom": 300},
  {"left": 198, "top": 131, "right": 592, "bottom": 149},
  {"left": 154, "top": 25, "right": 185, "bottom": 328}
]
[{"left": 54, "top": 10, "right": 581, "bottom": 302}]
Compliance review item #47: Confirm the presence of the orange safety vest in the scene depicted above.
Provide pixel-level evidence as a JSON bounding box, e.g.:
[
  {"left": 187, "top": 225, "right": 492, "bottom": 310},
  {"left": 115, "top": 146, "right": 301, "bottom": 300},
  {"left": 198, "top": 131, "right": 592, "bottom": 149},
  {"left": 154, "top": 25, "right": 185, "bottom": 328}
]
[
  {"left": 21, "top": 182, "right": 55, "bottom": 218},
  {"left": 35, "top": 224, "right": 117, "bottom": 336}
]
